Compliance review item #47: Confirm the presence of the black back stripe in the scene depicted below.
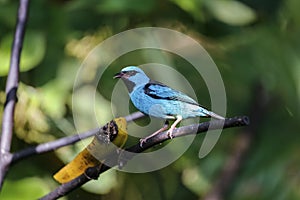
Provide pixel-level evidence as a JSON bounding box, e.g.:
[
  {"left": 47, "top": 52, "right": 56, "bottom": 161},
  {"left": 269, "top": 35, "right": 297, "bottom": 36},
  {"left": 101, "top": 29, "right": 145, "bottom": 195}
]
[
  {"left": 143, "top": 83, "right": 173, "bottom": 100},
  {"left": 143, "top": 82, "right": 200, "bottom": 106}
]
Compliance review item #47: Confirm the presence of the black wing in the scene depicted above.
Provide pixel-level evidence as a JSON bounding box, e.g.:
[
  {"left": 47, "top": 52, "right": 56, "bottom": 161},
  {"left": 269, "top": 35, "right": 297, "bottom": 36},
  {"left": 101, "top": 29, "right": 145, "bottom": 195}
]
[{"left": 143, "top": 82, "right": 199, "bottom": 106}]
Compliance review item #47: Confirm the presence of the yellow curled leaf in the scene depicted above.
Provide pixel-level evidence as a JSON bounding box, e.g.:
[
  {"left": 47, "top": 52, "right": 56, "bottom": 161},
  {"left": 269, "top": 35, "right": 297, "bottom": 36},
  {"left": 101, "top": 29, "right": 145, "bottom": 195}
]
[
  {"left": 53, "top": 148, "right": 99, "bottom": 184},
  {"left": 112, "top": 117, "right": 128, "bottom": 148},
  {"left": 53, "top": 117, "right": 128, "bottom": 184}
]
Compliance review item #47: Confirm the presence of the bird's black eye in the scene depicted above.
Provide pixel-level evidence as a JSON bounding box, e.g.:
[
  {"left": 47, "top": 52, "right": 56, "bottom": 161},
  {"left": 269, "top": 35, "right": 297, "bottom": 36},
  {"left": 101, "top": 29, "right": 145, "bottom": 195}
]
[{"left": 124, "top": 70, "right": 137, "bottom": 76}]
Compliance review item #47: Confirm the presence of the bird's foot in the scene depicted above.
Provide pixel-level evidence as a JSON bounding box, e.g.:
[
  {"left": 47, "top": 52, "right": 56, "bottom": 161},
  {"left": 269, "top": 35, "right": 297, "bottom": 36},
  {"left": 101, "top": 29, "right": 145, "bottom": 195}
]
[
  {"left": 166, "top": 115, "right": 181, "bottom": 139},
  {"left": 139, "top": 122, "right": 169, "bottom": 148},
  {"left": 167, "top": 128, "right": 176, "bottom": 139},
  {"left": 139, "top": 138, "right": 148, "bottom": 148}
]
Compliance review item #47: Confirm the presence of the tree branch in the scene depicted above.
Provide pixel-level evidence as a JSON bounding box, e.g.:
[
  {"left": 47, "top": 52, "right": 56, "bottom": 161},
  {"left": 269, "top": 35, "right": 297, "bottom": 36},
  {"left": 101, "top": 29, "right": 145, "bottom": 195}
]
[
  {"left": 11, "top": 112, "right": 145, "bottom": 164},
  {"left": 11, "top": 128, "right": 99, "bottom": 164},
  {"left": 0, "top": 0, "right": 29, "bottom": 189},
  {"left": 40, "top": 116, "right": 249, "bottom": 200}
]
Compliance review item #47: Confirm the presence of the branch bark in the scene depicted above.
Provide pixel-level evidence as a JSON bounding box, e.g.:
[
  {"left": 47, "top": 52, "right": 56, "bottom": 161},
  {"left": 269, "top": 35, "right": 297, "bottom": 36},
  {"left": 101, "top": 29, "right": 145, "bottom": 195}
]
[
  {"left": 0, "top": 0, "right": 29, "bottom": 189},
  {"left": 40, "top": 116, "right": 249, "bottom": 200},
  {"left": 11, "top": 112, "right": 145, "bottom": 164}
]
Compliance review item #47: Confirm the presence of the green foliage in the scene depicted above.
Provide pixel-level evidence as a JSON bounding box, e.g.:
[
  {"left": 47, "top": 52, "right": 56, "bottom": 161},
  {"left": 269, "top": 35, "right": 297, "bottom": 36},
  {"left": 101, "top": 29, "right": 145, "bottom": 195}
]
[
  {"left": 0, "top": 0, "right": 299, "bottom": 199},
  {"left": 204, "top": 0, "right": 257, "bottom": 26},
  {"left": 0, "top": 177, "right": 50, "bottom": 200},
  {"left": 0, "top": 31, "right": 46, "bottom": 76}
]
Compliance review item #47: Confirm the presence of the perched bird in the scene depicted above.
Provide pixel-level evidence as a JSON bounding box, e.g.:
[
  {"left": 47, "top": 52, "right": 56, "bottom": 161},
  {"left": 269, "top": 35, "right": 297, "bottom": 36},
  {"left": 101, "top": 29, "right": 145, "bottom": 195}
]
[{"left": 114, "top": 66, "right": 224, "bottom": 146}]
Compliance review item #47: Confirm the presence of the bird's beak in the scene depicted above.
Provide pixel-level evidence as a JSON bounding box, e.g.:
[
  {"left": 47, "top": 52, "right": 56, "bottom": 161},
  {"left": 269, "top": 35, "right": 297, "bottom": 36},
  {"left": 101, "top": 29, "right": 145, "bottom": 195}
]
[{"left": 113, "top": 72, "right": 124, "bottom": 79}]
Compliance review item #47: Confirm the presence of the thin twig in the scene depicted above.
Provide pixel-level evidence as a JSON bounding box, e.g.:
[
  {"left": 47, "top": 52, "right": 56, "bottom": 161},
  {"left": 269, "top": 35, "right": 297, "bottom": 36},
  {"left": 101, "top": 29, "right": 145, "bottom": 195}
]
[
  {"left": 11, "top": 112, "right": 145, "bottom": 164},
  {"left": 11, "top": 128, "right": 99, "bottom": 164},
  {"left": 40, "top": 116, "right": 249, "bottom": 200},
  {"left": 0, "top": 0, "right": 30, "bottom": 189}
]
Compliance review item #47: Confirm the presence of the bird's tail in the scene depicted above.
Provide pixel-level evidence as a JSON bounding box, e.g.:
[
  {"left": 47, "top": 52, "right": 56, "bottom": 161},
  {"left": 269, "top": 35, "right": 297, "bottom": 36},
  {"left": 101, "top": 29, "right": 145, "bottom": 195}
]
[{"left": 208, "top": 111, "right": 225, "bottom": 120}]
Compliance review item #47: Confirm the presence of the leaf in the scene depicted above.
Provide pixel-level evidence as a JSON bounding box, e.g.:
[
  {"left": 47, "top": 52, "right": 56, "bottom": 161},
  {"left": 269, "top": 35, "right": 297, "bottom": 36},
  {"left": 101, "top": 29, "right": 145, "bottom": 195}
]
[
  {"left": 0, "top": 30, "right": 46, "bottom": 76},
  {"left": 170, "top": 0, "right": 204, "bottom": 21},
  {"left": 205, "top": 0, "right": 257, "bottom": 26},
  {"left": 0, "top": 177, "right": 50, "bottom": 200}
]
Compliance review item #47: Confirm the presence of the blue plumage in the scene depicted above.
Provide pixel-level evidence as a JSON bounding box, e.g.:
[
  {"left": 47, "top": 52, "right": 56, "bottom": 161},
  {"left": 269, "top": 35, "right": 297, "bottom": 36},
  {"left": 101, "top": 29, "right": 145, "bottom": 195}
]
[
  {"left": 131, "top": 82, "right": 210, "bottom": 119},
  {"left": 114, "top": 66, "right": 224, "bottom": 145}
]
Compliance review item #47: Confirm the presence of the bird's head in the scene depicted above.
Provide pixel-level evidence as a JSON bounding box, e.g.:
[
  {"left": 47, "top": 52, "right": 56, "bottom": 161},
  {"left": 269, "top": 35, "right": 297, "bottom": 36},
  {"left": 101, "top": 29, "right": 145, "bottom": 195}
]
[{"left": 114, "top": 66, "right": 150, "bottom": 93}]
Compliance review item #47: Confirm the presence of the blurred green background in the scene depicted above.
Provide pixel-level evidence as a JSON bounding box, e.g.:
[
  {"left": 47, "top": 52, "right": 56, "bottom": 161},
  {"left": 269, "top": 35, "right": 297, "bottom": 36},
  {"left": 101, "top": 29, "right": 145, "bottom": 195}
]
[{"left": 0, "top": 0, "right": 299, "bottom": 199}]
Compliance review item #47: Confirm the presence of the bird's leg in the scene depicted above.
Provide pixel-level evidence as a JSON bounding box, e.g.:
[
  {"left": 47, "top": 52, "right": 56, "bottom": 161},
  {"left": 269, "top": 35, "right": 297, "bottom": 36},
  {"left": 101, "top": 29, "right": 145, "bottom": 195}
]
[
  {"left": 167, "top": 115, "right": 183, "bottom": 139},
  {"left": 139, "top": 120, "right": 169, "bottom": 147}
]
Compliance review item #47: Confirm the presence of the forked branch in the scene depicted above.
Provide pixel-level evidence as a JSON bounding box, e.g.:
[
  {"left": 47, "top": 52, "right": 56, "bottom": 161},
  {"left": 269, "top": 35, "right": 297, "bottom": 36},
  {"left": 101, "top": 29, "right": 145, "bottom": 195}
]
[{"left": 40, "top": 116, "right": 249, "bottom": 200}]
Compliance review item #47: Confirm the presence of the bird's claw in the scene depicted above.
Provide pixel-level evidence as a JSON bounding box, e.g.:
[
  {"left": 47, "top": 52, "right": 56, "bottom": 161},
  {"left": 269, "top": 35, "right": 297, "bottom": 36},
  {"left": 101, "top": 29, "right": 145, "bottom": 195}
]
[
  {"left": 139, "top": 138, "right": 147, "bottom": 148},
  {"left": 167, "top": 129, "right": 174, "bottom": 139}
]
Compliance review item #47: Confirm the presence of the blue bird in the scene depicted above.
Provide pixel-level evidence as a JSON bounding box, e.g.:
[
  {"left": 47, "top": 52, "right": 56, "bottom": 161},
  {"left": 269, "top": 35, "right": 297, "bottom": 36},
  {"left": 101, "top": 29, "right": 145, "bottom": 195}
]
[{"left": 114, "top": 66, "right": 224, "bottom": 146}]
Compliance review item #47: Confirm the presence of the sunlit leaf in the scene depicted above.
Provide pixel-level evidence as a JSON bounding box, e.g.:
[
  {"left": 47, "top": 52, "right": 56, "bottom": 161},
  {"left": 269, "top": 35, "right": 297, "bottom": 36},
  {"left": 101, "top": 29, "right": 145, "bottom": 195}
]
[
  {"left": 41, "top": 80, "right": 67, "bottom": 119},
  {"left": 14, "top": 83, "right": 53, "bottom": 143},
  {"left": 170, "top": 0, "right": 203, "bottom": 21},
  {"left": 0, "top": 30, "right": 46, "bottom": 76},
  {"left": 0, "top": 177, "right": 50, "bottom": 200},
  {"left": 205, "top": 0, "right": 256, "bottom": 26}
]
